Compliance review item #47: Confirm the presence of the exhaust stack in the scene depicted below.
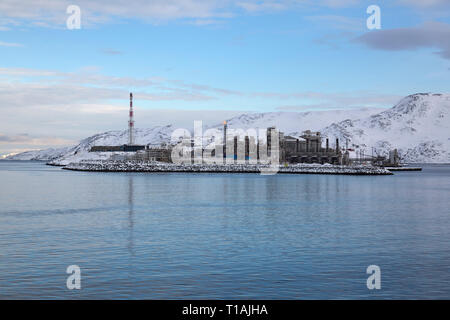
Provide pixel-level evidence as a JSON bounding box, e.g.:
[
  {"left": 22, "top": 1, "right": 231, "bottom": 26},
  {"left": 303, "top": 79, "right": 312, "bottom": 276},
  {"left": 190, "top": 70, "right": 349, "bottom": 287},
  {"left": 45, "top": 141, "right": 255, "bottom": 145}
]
[{"left": 128, "top": 92, "right": 134, "bottom": 145}]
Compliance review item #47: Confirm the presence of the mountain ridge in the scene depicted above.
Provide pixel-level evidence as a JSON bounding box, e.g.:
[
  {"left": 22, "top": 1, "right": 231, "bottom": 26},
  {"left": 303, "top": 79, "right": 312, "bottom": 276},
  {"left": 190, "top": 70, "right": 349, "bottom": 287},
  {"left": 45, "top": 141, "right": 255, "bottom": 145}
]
[{"left": 5, "top": 93, "right": 450, "bottom": 164}]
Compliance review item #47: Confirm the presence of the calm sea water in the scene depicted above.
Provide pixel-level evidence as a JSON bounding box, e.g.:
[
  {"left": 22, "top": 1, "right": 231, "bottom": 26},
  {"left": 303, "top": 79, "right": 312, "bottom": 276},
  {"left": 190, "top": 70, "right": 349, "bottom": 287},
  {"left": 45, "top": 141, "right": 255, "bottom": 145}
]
[{"left": 0, "top": 161, "right": 449, "bottom": 299}]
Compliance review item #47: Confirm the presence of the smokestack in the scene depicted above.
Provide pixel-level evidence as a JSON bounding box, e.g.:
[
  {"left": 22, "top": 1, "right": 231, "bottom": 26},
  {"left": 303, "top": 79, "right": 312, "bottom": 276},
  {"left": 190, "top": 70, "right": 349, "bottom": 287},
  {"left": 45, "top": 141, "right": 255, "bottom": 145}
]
[
  {"left": 223, "top": 121, "right": 227, "bottom": 163},
  {"left": 128, "top": 92, "right": 134, "bottom": 145},
  {"left": 326, "top": 138, "right": 329, "bottom": 152},
  {"left": 234, "top": 136, "right": 238, "bottom": 164},
  {"left": 336, "top": 138, "right": 339, "bottom": 153}
]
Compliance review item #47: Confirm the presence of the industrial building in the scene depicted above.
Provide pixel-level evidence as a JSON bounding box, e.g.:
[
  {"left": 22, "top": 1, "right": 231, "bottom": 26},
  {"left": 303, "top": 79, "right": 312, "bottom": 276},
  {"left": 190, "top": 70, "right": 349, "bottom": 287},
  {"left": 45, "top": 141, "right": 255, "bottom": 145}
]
[
  {"left": 283, "top": 131, "right": 345, "bottom": 164},
  {"left": 134, "top": 145, "right": 172, "bottom": 162},
  {"left": 89, "top": 93, "right": 347, "bottom": 165},
  {"left": 90, "top": 145, "right": 145, "bottom": 152},
  {"left": 175, "top": 123, "right": 345, "bottom": 165}
]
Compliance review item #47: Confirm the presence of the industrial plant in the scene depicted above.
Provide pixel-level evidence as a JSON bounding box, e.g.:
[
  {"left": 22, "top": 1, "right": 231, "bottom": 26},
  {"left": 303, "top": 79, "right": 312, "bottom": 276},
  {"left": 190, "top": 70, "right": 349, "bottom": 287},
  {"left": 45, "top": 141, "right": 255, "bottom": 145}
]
[{"left": 88, "top": 93, "right": 403, "bottom": 168}]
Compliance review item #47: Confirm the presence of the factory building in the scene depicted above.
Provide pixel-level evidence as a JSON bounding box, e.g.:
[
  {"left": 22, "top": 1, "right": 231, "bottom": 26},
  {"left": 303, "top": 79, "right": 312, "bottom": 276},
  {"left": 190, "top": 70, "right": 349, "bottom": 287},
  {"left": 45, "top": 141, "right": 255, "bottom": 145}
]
[
  {"left": 194, "top": 124, "right": 343, "bottom": 165},
  {"left": 283, "top": 130, "right": 343, "bottom": 164},
  {"left": 133, "top": 145, "right": 172, "bottom": 162}
]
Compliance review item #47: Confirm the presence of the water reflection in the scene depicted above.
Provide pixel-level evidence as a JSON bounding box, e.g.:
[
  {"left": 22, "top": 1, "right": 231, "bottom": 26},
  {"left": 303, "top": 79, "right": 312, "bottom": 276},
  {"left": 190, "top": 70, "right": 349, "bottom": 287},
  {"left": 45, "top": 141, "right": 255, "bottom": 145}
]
[{"left": 127, "top": 174, "right": 135, "bottom": 256}]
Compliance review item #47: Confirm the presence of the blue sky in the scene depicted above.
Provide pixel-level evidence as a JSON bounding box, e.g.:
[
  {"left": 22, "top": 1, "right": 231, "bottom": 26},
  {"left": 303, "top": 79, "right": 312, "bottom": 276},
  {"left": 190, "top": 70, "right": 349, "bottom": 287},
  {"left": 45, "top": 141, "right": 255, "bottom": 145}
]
[{"left": 1, "top": 0, "right": 450, "bottom": 155}]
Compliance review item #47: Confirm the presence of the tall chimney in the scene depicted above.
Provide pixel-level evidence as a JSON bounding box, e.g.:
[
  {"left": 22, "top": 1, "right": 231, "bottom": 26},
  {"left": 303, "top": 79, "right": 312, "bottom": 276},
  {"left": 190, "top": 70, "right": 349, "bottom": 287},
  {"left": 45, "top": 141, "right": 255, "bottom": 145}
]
[
  {"left": 336, "top": 138, "right": 339, "bottom": 153},
  {"left": 326, "top": 138, "right": 329, "bottom": 152},
  {"left": 128, "top": 92, "right": 134, "bottom": 145},
  {"left": 223, "top": 121, "right": 227, "bottom": 164}
]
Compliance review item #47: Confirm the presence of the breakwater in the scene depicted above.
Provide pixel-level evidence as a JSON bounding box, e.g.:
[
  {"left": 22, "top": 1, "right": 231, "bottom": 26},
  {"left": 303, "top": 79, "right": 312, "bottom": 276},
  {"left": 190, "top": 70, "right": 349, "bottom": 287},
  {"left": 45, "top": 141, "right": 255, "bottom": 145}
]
[{"left": 63, "top": 160, "right": 393, "bottom": 175}]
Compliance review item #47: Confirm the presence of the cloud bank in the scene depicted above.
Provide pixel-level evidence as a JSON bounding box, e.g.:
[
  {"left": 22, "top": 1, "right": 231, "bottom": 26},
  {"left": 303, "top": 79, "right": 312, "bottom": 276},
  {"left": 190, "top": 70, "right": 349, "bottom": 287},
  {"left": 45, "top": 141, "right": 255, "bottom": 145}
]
[
  {"left": 355, "top": 21, "right": 450, "bottom": 60},
  {"left": 1, "top": 0, "right": 443, "bottom": 29}
]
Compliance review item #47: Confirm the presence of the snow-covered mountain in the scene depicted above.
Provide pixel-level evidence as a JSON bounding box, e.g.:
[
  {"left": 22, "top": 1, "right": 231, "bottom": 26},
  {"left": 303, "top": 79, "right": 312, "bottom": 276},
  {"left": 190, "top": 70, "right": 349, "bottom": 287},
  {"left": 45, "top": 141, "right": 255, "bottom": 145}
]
[
  {"left": 4, "top": 147, "right": 71, "bottom": 161},
  {"left": 209, "top": 108, "right": 380, "bottom": 136},
  {"left": 5, "top": 125, "right": 175, "bottom": 165},
  {"left": 5, "top": 93, "right": 450, "bottom": 164},
  {"left": 51, "top": 126, "right": 175, "bottom": 165},
  {"left": 321, "top": 93, "right": 450, "bottom": 163}
]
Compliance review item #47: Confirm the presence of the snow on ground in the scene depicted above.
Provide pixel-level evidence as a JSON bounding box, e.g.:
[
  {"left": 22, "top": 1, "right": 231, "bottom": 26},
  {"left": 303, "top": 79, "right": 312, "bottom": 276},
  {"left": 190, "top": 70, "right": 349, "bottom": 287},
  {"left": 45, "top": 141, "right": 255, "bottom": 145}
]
[
  {"left": 321, "top": 93, "right": 450, "bottom": 163},
  {"left": 208, "top": 108, "right": 381, "bottom": 137},
  {"left": 5, "top": 147, "right": 72, "bottom": 161}
]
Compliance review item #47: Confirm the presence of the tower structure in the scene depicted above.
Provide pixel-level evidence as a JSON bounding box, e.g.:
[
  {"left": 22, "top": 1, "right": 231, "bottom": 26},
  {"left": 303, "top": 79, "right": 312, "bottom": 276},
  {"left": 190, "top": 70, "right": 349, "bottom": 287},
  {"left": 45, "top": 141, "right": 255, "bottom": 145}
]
[
  {"left": 223, "top": 120, "right": 227, "bottom": 163},
  {"left": 128, "top": 92, "right": 134, "bottom": 145}
]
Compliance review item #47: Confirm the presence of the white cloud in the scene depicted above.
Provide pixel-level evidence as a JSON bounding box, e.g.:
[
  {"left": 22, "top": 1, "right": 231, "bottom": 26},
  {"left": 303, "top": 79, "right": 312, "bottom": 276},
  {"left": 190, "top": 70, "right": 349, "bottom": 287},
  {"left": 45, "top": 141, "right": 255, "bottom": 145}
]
[
  {"left": 0, "top": 133, "right": 74, "bottom": 145},
  {"left": 1, "top": 0, "right": 446, "bottom": 30},
  {"left": 306, "top": 14, "right": 364, "bottom": 31},
  {"left": 236, "top": 1, "right": 289, "bottom": 12},
  {"left": 321, "top": 0, "right": 359, "bottom": 8},
  {"left": 253, "top": 91, "right": 401, "bottom": 109},
  {"left": 0, "top": 66, "right": 400, "bottom": 113},
  {"left": 3, "top": 0, "right": 438, "bottom": 29},
  {"left": 0, "top": 41, "right": 23, "bottom": 47},
  {"left": 0, "top": 67, "right": 58, "bottom": 76},
  {"left": 0, "top": 66, "right": 238, "bottom": 106},
  {"left": 0, "top": 66, "right": 244, "bottom": 152},
  {"left": 0, "top": 0, "right": 232, "bottom": 28}
]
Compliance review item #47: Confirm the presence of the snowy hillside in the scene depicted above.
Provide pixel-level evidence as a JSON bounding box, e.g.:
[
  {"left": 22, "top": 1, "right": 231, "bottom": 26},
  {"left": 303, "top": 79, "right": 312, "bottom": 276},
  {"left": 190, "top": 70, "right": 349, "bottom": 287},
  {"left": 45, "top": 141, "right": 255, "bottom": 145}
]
[
  {"left": 45, "top": 125, "right": 175, "bottom": 165},
  {"left": 6, "top": 93, "right": 450, "bottom": 164},
  {"left": 321, "top": 93, "right": 450, "bottom": 163},
  {"left": 209, "top": 108, "right": 380, "bottom": 136},
  {"left": 5, "top": 147, "right": 72, "bottom": 161}
]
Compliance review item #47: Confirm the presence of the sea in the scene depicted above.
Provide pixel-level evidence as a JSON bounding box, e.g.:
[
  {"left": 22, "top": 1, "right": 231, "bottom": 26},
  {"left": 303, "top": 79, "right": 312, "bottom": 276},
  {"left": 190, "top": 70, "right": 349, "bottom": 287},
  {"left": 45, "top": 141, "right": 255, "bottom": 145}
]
[{"left": 0, "top": 160, "right": 449, "bottom": 299}]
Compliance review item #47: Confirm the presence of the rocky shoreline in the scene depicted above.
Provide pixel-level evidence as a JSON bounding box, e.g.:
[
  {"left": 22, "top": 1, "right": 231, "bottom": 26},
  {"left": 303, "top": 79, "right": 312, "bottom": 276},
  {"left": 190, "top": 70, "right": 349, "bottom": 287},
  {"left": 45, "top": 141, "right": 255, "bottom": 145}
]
[{"left": 63, "top": 160, "right": 394, "bottom": 175}]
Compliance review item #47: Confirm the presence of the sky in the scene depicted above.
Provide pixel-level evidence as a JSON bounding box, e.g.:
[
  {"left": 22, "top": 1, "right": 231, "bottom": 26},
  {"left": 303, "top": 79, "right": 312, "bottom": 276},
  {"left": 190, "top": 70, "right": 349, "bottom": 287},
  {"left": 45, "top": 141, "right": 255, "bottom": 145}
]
[{"left": 0, "top": 0, "right": 450, "bottom": 156}]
